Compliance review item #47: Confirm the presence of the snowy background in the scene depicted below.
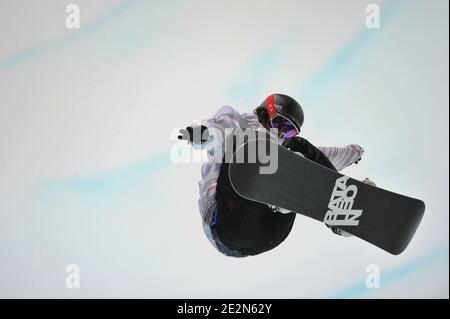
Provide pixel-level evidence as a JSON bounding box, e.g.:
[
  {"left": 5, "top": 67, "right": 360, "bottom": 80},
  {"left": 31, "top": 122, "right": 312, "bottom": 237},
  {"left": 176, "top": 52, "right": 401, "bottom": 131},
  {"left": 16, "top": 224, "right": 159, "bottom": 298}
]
[{"left": 0, "top": 0, "right": 448, "bottom": 298}]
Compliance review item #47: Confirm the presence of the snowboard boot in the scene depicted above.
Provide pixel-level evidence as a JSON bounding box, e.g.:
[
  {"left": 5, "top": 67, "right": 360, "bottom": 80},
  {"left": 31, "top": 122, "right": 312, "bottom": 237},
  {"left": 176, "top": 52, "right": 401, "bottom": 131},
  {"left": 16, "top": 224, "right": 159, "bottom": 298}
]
[
  {"left": 362, "top": 177, "right": 376, "bottom": 187},
  {"left": 330, "top": 226, "right": 353, "bottom": 237}
]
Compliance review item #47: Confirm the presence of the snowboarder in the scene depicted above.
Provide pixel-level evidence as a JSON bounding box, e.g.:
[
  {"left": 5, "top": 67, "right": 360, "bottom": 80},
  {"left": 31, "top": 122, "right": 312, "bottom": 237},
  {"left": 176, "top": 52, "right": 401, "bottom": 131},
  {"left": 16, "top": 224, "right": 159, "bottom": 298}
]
[{"left": 178, "top": 94, "right": 372, "bottom": 257}]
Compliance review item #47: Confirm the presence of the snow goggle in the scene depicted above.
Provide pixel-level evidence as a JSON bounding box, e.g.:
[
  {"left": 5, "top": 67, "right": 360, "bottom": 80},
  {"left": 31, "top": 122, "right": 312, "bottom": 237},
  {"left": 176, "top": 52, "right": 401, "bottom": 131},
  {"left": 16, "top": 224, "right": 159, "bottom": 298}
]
[
  {"left": 270, "top": 114, "right": 299, "bottom": 139},
  {"left": 265, "top": 94, "right": 300, "bottom": 139}
]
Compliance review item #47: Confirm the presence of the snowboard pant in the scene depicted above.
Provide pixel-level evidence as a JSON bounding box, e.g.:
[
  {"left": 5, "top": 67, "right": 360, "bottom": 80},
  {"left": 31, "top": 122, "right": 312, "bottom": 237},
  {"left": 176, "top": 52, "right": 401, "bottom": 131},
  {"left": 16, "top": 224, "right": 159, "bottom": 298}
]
[{"left": 211, "top": 161, "right": 297, "bottom": 257}]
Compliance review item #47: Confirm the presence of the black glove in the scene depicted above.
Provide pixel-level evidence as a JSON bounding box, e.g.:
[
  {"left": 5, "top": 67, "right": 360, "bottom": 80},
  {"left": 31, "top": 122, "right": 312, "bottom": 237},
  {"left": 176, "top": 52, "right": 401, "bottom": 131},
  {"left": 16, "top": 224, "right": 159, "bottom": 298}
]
[
  {"left": 352, "top": 145, "right": 364, "bottom": 164},
  {"left": 178, "top": 125, "right": 209, "bottom": 143},
  {"left": 354, "top": 155, "right": 363, "bottom": 164}
]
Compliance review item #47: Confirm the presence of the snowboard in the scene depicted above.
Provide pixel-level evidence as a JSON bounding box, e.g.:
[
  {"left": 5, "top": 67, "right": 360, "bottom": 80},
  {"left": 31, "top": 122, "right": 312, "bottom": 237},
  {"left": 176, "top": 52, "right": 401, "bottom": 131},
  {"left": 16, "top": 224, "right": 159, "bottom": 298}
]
[{"left": 228, "top": 137, "right": 425, "bottom": 255}]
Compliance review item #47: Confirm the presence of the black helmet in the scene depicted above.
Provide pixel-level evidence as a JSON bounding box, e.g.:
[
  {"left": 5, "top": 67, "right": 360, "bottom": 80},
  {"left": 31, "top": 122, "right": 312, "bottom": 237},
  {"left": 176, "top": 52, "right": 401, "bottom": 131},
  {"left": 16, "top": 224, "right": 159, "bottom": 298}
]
[{"left": 258, "top": 94, "right": 304, "bottom": 130}]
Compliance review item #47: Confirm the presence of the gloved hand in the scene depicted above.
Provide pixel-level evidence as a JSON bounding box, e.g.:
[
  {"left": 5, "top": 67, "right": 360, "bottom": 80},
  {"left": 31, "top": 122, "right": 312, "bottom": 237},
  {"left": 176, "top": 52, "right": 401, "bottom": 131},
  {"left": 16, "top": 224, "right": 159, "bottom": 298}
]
[
  {"left": 178, "top": 125, "right": 209, "bottom": 144},
  {"left": 350, "top": 144, "right": 364, "bottom": 164}
]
